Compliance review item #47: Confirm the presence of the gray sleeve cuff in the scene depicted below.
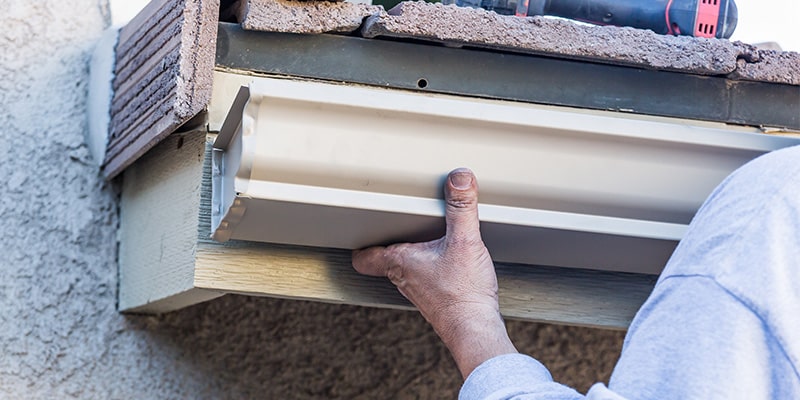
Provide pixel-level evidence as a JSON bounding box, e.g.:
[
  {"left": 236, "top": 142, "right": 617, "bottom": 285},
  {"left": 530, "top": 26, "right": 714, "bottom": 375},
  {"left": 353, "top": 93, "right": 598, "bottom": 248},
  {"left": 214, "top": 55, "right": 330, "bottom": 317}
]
[{"left": 459, "top": 353, "right": 581, "bottom": 400}]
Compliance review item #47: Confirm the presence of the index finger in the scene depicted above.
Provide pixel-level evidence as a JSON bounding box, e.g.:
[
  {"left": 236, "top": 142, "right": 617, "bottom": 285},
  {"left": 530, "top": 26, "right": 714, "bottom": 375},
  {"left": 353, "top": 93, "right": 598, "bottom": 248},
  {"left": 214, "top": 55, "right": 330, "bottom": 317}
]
[{"left": 352, "top": 246, "right": 390, "bottom": 277}]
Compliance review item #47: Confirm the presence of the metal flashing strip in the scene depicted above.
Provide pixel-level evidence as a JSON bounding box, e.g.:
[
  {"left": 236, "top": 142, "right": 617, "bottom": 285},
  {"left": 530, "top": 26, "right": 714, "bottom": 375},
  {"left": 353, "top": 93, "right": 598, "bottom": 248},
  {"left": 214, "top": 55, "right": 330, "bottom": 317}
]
[
  {"left": 215, "top": 22, "right": 800, "bottom": 130},
  {"left": 210, "top": 77, "right": 800, "bottom": 275}
]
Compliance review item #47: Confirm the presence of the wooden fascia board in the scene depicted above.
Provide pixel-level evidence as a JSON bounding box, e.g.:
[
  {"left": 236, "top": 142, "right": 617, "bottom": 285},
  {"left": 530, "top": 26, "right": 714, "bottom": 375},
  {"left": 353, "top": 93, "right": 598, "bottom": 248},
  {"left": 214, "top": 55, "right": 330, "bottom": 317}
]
[
  {"left": 118, "top": 130, "right": 223, "bottom": 312},
  {"left": 192, "top": 241, "right": 657, "bottom": 329}
]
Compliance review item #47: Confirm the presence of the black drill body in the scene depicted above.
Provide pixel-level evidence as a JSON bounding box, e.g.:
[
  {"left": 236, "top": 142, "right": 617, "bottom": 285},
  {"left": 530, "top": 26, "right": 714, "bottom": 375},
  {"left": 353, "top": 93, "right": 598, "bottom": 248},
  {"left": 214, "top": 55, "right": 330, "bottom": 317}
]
[{"left": 474, "top": 0, "right": 738, "bottom": 39}]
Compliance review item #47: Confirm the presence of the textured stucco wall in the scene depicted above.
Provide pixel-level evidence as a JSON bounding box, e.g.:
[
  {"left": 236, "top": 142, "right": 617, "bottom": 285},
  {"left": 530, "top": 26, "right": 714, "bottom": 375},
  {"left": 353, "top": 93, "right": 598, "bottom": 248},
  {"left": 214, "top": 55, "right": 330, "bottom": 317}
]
[{"left": 0, "top": 0, "right": 623, "bottom": 398}]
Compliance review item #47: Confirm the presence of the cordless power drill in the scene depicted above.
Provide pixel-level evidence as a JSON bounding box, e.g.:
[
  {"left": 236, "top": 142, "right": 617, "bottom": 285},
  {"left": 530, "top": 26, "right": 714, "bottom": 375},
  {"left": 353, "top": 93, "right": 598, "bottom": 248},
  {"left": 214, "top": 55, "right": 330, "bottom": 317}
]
[{"left": 445, "top": 0, "right": 738, "bottom": 39}]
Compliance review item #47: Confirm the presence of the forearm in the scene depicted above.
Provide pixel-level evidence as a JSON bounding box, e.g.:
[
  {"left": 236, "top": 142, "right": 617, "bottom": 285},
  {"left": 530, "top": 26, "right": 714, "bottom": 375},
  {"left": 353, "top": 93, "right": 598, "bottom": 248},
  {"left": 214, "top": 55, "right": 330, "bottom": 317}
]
[{"left": 434, "top": 306, "right": 518, "bottom": 379}]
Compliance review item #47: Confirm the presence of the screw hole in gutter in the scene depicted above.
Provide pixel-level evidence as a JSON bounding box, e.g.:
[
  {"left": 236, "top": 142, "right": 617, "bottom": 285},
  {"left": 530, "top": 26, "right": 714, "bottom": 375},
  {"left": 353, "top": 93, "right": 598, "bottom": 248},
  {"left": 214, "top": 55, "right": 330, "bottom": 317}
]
[{"left": 417, "top": 78, "right": 428, "bottom": 89}]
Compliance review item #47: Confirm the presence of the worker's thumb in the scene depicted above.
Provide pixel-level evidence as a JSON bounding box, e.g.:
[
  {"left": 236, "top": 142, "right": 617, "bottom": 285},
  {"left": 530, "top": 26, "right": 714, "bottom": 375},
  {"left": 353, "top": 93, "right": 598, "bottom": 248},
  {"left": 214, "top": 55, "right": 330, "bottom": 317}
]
[{"left": 444, "top": 168, "right": 481, "bottom": 241}]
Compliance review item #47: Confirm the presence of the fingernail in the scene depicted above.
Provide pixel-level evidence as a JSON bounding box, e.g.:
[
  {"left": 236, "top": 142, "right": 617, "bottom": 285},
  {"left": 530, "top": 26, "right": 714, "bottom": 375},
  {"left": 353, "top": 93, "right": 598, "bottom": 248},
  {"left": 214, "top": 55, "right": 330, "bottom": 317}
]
[{"left": 450, "top": 171, "right": 472, "bottom": 189}]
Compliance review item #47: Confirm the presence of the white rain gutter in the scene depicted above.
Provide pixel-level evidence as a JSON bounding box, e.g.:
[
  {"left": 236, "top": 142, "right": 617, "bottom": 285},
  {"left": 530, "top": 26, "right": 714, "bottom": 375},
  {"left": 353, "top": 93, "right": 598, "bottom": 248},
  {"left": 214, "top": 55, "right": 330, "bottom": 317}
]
[{"left": 211, "top": 77, "right": 800, "bottom": 275}]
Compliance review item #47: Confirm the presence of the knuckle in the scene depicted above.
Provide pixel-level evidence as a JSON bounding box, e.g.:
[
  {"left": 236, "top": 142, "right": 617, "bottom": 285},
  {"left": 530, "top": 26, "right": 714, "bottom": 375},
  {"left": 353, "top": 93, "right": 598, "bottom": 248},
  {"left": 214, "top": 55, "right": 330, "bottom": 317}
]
[
  {"left": 447, "top": 195, "right": 476, "bottom": 210},
  {"left": 385, "top": 243, "right": 408, "bottom": 260},
  {"left": 386, "top": 265, "right": 404, "bottom": 284},
  {"left": 384, "top": 244, "right": 408, "bottom": 283}
]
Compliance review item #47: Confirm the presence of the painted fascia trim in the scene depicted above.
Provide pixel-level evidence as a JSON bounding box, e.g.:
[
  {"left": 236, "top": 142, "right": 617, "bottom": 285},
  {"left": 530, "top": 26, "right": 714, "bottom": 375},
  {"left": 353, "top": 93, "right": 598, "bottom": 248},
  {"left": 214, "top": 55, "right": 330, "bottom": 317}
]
[{"left": 211, "top": 76, "right": 800, "bottom": 274}]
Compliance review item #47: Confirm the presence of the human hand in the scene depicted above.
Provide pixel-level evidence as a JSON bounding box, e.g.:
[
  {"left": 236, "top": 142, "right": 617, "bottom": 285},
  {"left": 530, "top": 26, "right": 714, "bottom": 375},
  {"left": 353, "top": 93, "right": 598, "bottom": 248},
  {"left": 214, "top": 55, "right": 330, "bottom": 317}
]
[{"left": 352, "top": 168, "right": 517, "bottom": 378}]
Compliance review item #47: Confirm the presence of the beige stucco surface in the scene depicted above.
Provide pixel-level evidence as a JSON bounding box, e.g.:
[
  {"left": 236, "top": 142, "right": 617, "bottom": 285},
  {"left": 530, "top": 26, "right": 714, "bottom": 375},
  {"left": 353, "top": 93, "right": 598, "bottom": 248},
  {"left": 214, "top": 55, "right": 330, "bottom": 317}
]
[{"left": 0, "top": 0, "right": 623, "bottom": 397}]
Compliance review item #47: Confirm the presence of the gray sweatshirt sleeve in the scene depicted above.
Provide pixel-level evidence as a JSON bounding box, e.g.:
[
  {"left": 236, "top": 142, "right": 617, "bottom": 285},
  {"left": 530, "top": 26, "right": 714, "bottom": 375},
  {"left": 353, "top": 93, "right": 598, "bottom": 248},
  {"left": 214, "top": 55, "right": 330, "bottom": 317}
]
[
  {"left": 459, "top": 353, "right": 626, "bottom": 400},
  {"left": 459, "top": 353, "right": 584, "bottom": 400},
  {"left": 460, "top": 275, "right": 799, "bottom": 400}
]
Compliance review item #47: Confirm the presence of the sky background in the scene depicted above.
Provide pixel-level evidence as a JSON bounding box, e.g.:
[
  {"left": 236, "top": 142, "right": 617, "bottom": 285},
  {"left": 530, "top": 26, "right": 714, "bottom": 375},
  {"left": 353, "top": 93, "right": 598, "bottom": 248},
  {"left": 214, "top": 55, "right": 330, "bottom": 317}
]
[
  {"left": 731, "top": 0, "right": 799, "bottom": 51},
  {"left": 111, "top": 0, "right": 799, "bottom": 51}
]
